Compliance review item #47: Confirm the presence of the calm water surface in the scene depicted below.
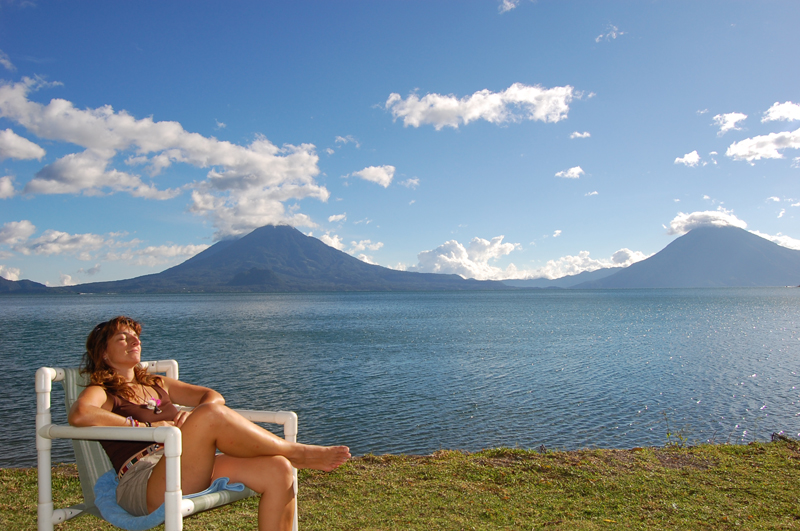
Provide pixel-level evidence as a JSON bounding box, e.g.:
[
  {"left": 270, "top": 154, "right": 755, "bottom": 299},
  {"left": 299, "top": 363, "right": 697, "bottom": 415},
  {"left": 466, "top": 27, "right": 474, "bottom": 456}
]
[{"left": 1, "top": 288, "right": 798, "bottom": 468}]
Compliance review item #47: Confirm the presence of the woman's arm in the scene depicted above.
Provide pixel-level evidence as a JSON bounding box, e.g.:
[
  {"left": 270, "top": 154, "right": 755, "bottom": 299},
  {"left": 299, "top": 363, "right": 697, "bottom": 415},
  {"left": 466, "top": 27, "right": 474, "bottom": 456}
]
[
  {"left": 160, "top": 377, "right": 224, "bottom": 408},
  {"left": 68, "top": 385, "right": 127, "bottom": 427}
]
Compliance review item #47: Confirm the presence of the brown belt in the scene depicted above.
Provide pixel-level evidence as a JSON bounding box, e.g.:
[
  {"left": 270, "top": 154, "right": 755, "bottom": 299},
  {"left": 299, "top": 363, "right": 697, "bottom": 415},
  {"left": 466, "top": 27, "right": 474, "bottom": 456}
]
[{"left": 117, "top": 444, "right": 163, "bottom": 480}]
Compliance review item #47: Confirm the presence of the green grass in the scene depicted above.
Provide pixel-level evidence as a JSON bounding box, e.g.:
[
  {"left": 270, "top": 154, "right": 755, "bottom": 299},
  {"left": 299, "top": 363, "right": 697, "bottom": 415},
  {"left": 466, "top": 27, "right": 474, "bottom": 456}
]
[{"left": 3, "top": 440, "right": 800, "bottom": 530}]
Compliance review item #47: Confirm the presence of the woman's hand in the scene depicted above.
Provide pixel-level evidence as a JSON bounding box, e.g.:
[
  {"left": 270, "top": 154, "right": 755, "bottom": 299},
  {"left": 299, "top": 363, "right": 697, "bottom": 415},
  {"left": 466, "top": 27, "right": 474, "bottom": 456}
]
[
  {"left": 150, "top": 410, "right": 192, "bottom": 428},
  {"left": 173, "top": 409, "right": 193, "bottom": 428}
]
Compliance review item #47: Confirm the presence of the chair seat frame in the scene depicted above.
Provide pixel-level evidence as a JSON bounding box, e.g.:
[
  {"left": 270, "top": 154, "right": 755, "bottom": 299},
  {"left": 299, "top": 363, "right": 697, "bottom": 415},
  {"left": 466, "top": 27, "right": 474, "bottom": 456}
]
[{"left": 36, "top": 360, "right": 299, "bottom": 531}]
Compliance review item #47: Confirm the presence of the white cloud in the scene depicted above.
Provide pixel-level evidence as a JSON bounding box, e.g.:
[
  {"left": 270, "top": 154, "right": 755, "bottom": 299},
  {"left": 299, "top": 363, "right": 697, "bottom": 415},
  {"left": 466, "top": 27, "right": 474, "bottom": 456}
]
[
  {"left": 325, "top": 147, "right": 334, "bottom": 155},
  {"left": 726, "top": 127, "right": 800, "bottom": 162},
  {"left": 0, "top": 50, "right": 15, "bottom": 72},
  {"left": 0, "top": 264, "right": 20, "bottom": 281},
  {"left": 335, "top": 135, "right": 361, "bottom": 148},
  {"left": 319, "top": 232, "right": 345, "bottom": 251},
  {"left": 76, "top": 264, "right": 101, "bottom": 276},
  {"left": 400, "top": 177, "right": 419, "bottom": 189},
  {"left": 0, "top": 128, "right": 45, "bottom": 160},
  {"left": 762, "top": 101, "right": 800, "bottom": 123},
  {"left": 498, "top": 0, "right": 520, "bottom": 13},
  {"left": 767, "top": 196, "right": 781, "bottom": 202},
  {"left": 129, "top": 244, "right": 209, "bottom": 267},
  {"left": 349, "top": 240, "right": 383, "bottom": 253},
  {"left": 667, "top": 208, "right": 747, "bottom": 235},
  {"left": 749, "top": 230, "right": 800, "bottom": 250},
  {"left": 0, "top": 220, "right": 36, "bottom": 245},
  {"left": 585, "top": 191, "right": 598, "bottom": 196},
  {"left": 674, "top": 150, "right": 700, "bottom": 167},
  {"left": 570, "top": 131, "right": 590, "bottom": 139},
  {"left": 595, "top": 25, "right": 625, "bottom": 42},
  {"left": 328, "top": 213, "right": 346, "bottom": 223},
  {"left": 57, "top": 274, "right": 76, "bottom": 286},
  {"left": 348, "top": 165, "right": 395, "bottom": 188},
  {"left": 553, "top": 230, "right": 562, "bottom": 238},
  {"left": 713, "top": 112, "right": 747, "bottom": 136},
  {"left": 385, "top": 83, "right": 576, "bottom": 130},
  {"left": 0, "top": 78, "right": 328, "bottom": 239},
  {"left": 27, "top": 149, "right": 181, "bottom": 199},
  {"left": 522, "top": 249, "right": 649, "bottom": 280},
  {"left": 356, "top": 254, "right": 378, "bottom": 265},
  {"left": 15, "top": 229, "right": 106, "bottom": 258},
  {"left": 0, "top": 175, "right": 15, "bottom": 198},
  {"left": 778, "top": 209, "right": 786, "bottom": 219},
  {"left": 409, "top": 235, "right": 520, "bottom": 280},
  {"left": 555, "top": 166, "right": 584, "bottom": 179}
]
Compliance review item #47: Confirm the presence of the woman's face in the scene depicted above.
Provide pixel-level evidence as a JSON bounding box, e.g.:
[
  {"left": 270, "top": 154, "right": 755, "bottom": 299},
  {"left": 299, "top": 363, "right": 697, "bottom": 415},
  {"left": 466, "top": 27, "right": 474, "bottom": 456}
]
[{"left": 103, "top": 326, "right": 142, "bottom": 372}]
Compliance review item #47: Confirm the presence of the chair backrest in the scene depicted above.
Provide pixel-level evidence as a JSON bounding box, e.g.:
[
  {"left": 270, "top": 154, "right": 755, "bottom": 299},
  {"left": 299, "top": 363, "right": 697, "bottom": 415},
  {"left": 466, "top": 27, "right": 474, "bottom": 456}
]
[
  {"left": 60, "top": 361, "right": 179, "bottom": 515},
  {"left": 61, "top": 368, "right": 113, "bottom": 515}
]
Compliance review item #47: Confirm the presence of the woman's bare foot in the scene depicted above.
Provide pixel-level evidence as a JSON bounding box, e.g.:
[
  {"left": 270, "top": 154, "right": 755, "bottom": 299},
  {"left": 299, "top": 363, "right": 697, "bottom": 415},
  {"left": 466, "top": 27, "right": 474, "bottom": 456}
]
[{"left": 288, "top": 445, "right": 350, "bottom": 472}]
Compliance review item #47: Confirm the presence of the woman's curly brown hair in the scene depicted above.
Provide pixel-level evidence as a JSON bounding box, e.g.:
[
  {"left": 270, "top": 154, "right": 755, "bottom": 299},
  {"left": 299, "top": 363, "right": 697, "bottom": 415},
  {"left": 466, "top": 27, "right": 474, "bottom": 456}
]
[{"left": 81, "top": 316, "right": 162, "bottom": 401}]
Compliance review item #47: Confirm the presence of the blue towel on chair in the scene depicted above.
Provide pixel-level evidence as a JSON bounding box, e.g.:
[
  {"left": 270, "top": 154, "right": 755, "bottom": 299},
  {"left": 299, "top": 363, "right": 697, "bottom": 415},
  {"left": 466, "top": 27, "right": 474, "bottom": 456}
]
[{"left": 93, "top": 469, "right": 246, "bottom": 531}]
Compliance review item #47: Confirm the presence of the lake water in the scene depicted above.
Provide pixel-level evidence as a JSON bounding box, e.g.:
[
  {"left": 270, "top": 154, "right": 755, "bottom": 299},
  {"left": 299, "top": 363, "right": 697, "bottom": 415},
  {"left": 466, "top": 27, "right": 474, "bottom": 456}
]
[{"left": 1, "top": 288, "right": 799, "bottom": 468}]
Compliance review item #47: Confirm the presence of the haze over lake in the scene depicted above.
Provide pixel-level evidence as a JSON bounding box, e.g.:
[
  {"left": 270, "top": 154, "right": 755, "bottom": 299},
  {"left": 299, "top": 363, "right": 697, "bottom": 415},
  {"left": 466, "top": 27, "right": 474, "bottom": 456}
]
[{"left": 3, "top": 288, "right": 799, "bottom": 468}]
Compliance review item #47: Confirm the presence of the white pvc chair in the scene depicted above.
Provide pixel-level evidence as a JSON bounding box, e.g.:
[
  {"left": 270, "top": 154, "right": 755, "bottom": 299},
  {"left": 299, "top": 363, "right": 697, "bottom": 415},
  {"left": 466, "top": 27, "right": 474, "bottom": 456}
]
[{"left": 36, "top": 360, "right": 299, "bottom": 531}]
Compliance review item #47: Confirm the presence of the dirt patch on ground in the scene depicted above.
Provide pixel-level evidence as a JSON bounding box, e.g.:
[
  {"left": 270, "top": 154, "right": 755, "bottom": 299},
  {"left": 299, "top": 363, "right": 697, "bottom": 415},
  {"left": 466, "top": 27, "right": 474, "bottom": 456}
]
[{"left": 653, "top": 449, "right": 715, "bottom": 470}]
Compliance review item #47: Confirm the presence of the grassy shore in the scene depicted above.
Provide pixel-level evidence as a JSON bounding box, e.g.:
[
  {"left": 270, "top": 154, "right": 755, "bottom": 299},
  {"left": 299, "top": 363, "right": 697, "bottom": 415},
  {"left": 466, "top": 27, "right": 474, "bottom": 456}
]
[{"left": 3, "top": 439, "right": 800, "bottom": 530}]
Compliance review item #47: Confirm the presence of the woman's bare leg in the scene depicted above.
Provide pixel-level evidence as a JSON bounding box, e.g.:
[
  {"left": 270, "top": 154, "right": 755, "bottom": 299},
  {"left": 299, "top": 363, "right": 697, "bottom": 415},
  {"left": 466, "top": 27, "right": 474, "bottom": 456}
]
[
  {"left": 212, "top": 454, "right": 295, "bottom": 531},
  {"left": 146, "top": 403, "right": 349, "bottom": 512}
]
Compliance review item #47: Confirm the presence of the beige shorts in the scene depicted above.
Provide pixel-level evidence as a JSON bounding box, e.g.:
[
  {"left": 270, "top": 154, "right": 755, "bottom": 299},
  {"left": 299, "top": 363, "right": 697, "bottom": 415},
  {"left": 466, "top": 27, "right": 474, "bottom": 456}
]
[{"left": 115, "top": 449, "right": 164, "bottom": 516}]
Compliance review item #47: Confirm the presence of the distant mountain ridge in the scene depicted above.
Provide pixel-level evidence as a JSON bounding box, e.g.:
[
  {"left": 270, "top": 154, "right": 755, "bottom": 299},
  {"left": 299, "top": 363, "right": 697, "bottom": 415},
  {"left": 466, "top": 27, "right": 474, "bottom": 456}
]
[
  {"left": 3, "top": 224, "right": 799, "bottom": 294},
  {"left": 574, "top": 225, "right": 800, "bottom": 288},
  {"left": 501, "top": 267, "right": 623, "bottom": 289},
  {"left": 55, "top": 224, "right": 510, "bottom": 293}
]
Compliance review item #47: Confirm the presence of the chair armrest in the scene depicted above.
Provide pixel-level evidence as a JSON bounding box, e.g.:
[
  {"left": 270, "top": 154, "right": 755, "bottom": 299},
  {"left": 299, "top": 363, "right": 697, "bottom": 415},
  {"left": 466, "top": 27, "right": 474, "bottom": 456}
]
[
  {"left": 38, "top": 424, "right": 181, "bottom": 445},
  {"left": 232, "top": 409, "right": 298, "bottom": 441}
]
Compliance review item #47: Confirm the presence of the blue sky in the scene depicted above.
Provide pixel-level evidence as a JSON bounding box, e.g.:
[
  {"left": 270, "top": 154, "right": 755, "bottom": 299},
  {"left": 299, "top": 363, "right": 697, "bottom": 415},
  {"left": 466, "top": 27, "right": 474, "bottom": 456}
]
[{"left": 1, "top": 1, "right": 799, "bottom": 286}]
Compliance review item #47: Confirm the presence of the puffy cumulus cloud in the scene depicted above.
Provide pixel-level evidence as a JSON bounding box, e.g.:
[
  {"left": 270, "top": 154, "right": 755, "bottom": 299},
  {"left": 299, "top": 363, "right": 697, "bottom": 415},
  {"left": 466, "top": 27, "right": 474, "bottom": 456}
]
[
  {"left": 0, "top": 264, "right": 20, "bottom": 281},
  {"left": 0, "top": 128, "right": 45, "bottom": 160},
  {"left": 667, "top": 209, "right": 747, "bottom": 235},
  {"left": 726, "top": 127, "right": 800, "bottom": 162},
  {"left": 15, "top": 229, "right": 106, "bottom": 258},
  {"left": 0, "top": 219, "right": 36, "bottom": 244},
  {"left": 522, "top": 249, "right": 649, "bottom": 280},
  {"left": 349, "top": 239, "right": 383, "bottom": 253},
  {"left": 767, "top": 196, "right": 781, "bottom": 202},
  {"left": 0, "top": 175, "right": 15, "bottom": 198},
  {"left": 553, "top": 230, "right": 562, "bottom": 238},
  {"left": 762, "top": 101, "right": 800, "bottom": 123},
  {"left": 328, "top": 213, "right": 346, "bottom": 223},
  {"left": 400, "top": 177, "right": 420, "bottom": 189},
  {"left": 319, "top": 232, "right": 345, "bottom": 250},
  {"left": 585, "top": 191, "right": 598, "bottom": 196},
  {"left": 56, "top": 274, "right": 76, "bottom": 287},
  {"left": 555, "top": 166, "right": 584, "bottom": 179},
  {"left": 595, "top": 25, "right": 625, "bottom": 42},
  {"left": 713, "top": 112, "right": 747, "bottom": 136},
  {"left": 674, "top": 150, "right": 700, "bottom": 167},
  {"left": 0, "top": 78, "right": 328, "bottom": 238},
  {"left": 409, "top": 235, "right": 520, "bottom": 280},
  {"left": 570, "top": 131, "right": 590, "bottom": 139},
  {"left": 27, "top": 149, "right": 180, "bottom": 199},
  {"left": 385, "top": 83, "right": 576, "bottom": 130},
  {"left": 348, "top": 165, "right": 395, "bottom": 188},
  {"left": 749, "top": 230, "right": 800, "bottom": 250}
]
